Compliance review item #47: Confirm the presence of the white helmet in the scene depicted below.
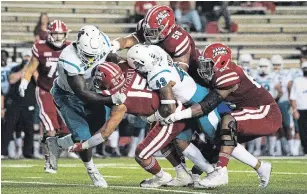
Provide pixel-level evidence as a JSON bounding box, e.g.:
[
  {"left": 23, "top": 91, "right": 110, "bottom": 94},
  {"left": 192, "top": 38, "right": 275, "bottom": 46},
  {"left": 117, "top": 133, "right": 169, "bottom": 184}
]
[
  {"left": 76, "top": 25, "right": 111, "bottom": 66},
  {"left": 257, "top": 58, "right": 272, "bottom": 76},
  {"left": 239, "top": 54, "right": 253, "bottom": 67},
  {"left": 127, "top": 44, "right": 172, "bottom": 74},
  {"left": 270, "top": 54, "right": 283, "bottom": 72}
]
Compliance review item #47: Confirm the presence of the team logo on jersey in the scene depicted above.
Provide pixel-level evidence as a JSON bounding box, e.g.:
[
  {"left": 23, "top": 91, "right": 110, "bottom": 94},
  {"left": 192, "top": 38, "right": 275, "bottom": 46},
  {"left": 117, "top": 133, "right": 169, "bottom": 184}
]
[
  {"left": 212, "top": 47, "right": 228, "bottom": 58},
  {"left": 156, "top": 11, "right": 170, "bottom": 25}
]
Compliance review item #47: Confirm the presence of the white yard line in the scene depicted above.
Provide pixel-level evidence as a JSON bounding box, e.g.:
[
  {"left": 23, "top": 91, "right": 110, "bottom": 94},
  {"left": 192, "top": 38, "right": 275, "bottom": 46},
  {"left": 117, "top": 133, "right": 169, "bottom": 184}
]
[{"left": 1, "top": 180, "right": 210, "bottom": 194}]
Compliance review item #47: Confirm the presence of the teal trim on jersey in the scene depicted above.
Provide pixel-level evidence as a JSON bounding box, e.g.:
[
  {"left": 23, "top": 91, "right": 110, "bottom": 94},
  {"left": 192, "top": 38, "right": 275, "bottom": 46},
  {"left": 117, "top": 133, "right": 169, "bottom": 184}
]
[
  {"left": 59, "top": 59, "right": 81, "bottom": 72},
  {"left": 148, "top": 70, "right": 171, "bottom": 82},
  {"left": 173, "top": 64, "right": 188, "bottom": 81},
  {"left": 101, "top": 33, "right": 110, "bottom": 48}
]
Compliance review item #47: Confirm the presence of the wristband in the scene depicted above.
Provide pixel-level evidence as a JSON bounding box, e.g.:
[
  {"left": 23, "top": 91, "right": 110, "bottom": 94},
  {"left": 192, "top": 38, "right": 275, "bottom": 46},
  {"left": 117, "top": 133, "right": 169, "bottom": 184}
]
[{"left": 161, "top": 100, "right": 176, "bottom": 104}]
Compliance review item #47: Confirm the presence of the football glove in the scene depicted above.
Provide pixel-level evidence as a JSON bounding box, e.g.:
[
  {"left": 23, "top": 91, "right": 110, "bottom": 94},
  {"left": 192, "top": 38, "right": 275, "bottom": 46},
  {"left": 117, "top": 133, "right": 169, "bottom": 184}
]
[{"left": 19, "top": 79, "right": 29, "bottom": 97}]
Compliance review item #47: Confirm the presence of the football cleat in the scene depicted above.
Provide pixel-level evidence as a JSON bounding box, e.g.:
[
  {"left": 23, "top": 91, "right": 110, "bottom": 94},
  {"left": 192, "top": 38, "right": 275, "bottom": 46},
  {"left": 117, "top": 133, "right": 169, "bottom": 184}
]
[
  {"left": 166, "top": 166, "right": 193, "bottom": 187},
  {"left": 87, "top": 167, "right": 108, "bottom": 188},
  {"left": 46, "top": 137, "right": 62, "bottom": 170},
  {"left": 197, "top": 166, "right": 228, "bottom": 188},
  {"left": 257, "top": 161, "right": 272, "bottom": 188},
  {"left": 191, "top": 173, "right": 201, "bottom": 187},
  {"left": 140, "top": 172, "right": 172, "bottom": 188}
]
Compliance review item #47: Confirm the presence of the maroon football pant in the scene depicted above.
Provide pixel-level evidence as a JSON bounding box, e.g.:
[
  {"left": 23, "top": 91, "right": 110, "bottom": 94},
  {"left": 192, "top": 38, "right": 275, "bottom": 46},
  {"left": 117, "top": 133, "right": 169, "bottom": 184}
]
[
  {"left": 230, "top": 103, "right": 282, "bottom": 143},
  {"left": 136, "top": 121, "right": 186, "bottom": 160},
  {"left": 35, "top": 87, "right": 69, "bottom": 134}
]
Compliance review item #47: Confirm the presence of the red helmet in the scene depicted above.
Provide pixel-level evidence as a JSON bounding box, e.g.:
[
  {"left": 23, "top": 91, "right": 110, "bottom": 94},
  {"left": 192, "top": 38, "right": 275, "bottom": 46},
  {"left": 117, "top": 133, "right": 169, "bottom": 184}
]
[
  {"left": 93, "top": 62, "right": 125, "bottom": 96},
  {"left": 47, "top": 20, "right": 69, "bottom": 48},
  {"left": 197, "top": 43, "right": 232, "bottom": 80},
  {"left": 143, "top": 5, "right": 175, "bottom": 44}
]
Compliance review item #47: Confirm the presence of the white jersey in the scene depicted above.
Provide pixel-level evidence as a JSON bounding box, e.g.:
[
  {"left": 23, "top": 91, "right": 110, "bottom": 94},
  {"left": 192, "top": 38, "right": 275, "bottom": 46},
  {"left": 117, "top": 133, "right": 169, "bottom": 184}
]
[
  {"left": 254, "top": 73, "right": 280, "bottom": 98},
  {"left": 56, "top": 43, "right": 109, "bottom": 93},
  {"left": 274, "top": 69, "right": 300, "bottom": 102},
  {"left": 1, "top": 63, "right": 19, "bottom": 95},
  {"left": 147, "top": 63, "right": 197, "bottom": 104}
]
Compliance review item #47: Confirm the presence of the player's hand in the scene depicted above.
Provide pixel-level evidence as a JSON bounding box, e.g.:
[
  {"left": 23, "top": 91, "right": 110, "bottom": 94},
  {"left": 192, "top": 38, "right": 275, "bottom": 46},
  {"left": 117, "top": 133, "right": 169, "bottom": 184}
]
[
  {"left": 161, "top": 101, "right": 183, "bottom": 125},
  {"left": 19, "top": 79, "right": 29, "bottom": 97},
  {"left": 111, "top": 92, "right": 127, "bottom": 105},
  {"left": 69, "top": 143, "right": 83, "bottom": 152},
  {"left": 110, "top": 40, "right": 120, "bottom": 53},
  {"left": 293, "top": 110, "right": 300, "bottom": 120}
]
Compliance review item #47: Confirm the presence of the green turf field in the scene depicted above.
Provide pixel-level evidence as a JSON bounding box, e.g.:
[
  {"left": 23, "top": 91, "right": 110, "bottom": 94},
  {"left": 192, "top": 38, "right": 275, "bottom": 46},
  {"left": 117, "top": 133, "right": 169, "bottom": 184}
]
[{"left": 1, "top": 157, "right": 307, "bottom": 194}]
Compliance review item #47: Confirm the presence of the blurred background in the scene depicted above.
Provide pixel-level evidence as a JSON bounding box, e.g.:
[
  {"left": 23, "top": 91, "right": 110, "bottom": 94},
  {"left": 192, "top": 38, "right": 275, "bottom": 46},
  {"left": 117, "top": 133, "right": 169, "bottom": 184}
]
[{"left": 1, "top": 1, "right": 307, "bottom": 160}]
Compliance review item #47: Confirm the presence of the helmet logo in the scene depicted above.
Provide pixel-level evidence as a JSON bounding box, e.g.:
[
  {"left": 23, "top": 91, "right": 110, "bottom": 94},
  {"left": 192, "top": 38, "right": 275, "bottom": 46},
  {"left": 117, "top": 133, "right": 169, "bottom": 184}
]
[
  {"left": 156, "top": 11, "right": 170, "bottom": 25},
  {"left": 77, "top": 30, "right": 85, "bottom": 41},
  {"left": 213, "top": 47, "right": 228, "bottom": 58}
]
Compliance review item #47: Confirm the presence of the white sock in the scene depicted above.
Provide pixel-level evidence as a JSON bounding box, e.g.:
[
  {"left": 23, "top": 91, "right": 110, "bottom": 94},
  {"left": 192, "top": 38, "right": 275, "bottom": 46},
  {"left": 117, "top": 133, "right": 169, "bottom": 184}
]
[
  {"left": 128, "top": 136, "right": 138, "bottom": 157},
  {"left": 269, "top": 136, "right": 276, "bottom": 155},
  {"left": 33, "top": 141, "right": 41, "bottom": 155},
  {"left": 16, "top": 137, "right": 22, "bottom": 148},
  {"left": 156, "top": 169, "right": 164, "bottom": 178},
  {"left": 247, "top": 140, "right": 255, "bottom": 154},
  {"left": 232, "top": 144, "right": 258, "bottom": 168},
  {"left": 108, "top": 130, "right": 119, "bottom": 148},
  {"left": 84, "top": 158, "right": 95, "bottom": 170},
  {"left": 182, "top": 143, "right": 214, "bottom": 174},
  {"left": 82, "top": 133, "right": 105, "bottom": 149},
  {"left": 276, "top": 140, "right": 282, "bottom": 156},
  {"left": 288, "top": 139, "right": 294, "bottom": 155},
  {"left": 255, "top": 138, "right": 262, "bottom": 153},
  {"left": 175, "top": 163, "right": 185, "bottom": 173},
  {"left": 294, "top": 139, "right": 301, "bottom": 156},
  {"left": 57, "top": 134, "right": 74, "bottom": 149},
  {"left": 281, "top": 137, "right": 290, "bottom": 154}
]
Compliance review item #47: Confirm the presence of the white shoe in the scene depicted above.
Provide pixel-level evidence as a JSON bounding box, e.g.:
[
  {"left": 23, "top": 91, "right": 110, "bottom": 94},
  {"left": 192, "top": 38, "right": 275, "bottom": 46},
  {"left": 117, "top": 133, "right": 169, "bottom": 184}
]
[
  {"left": 198, "top": 166, "right": 228, "bottom": 188},
  {"left": 46, "top": 137, "right": 62, "bottom": 170},
  {"left": 34, "top": 153, "right": 44, "bottom": 160},
  {"left": 140, "top": 172, "right": 172, "bottom": 188},
  {"left": 257, "top": 161, "right": 272, "bottom": 188},
  {"left": 87, "top": 167, "right": 108, "bottom": 188},
  {"left": 67, "top": 151, "right": 79, "bottom": 159},
  {"left": 44, "top": 156, "right": 57, "bottom": 174},
  {"left": 166, "top": 168, "right": 193, "bottom": 187},
  {"left": 191, "top": 173, "right": 201, "bottom": 187},
  {"left": 8, "top": 141, "right": 16, "bottom": 159}
]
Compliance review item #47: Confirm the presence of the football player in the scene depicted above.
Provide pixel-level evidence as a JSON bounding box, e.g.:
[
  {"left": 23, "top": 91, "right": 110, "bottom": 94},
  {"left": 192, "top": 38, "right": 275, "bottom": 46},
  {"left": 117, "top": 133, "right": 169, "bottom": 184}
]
[
  {"left": 111, "top": 5, "right": 204, "bottom": 84},
  {"left": 163, "top": 43, "right": 282, "bottom": 188},
  {"left": 19, "top": 20, "right": 74, "bottom": 173},
  {"left": 47, "top": 25, "right": 126, "bottom": 187},
  {"left": 238, "top": 53, "right": 256, "bottom": 77},
  {"left": 254, "top": 58, "right": 282, "bottom": 156}
]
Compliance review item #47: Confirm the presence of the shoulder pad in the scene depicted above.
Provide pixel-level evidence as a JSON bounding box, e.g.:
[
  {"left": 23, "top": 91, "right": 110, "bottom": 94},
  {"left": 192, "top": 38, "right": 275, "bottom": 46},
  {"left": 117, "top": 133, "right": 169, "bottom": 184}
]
[
  {"left": 58, "top": 46, "right": 83, "bottom": 76},
  {"left": 213, "top": 69, "right": 241, "bottom": 89},
  {"left": 164, "top": 27, "right": 191, "bottom": 57},
  {"left": 147, "top": 66, "right": 173, "bottom": 90}
]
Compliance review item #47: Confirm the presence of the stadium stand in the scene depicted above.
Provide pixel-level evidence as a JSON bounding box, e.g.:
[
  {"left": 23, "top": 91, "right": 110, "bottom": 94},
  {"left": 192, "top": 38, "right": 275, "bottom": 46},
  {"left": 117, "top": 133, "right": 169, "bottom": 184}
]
[{"left": 1, "top": 1, "right": 307, "bottom": 68}]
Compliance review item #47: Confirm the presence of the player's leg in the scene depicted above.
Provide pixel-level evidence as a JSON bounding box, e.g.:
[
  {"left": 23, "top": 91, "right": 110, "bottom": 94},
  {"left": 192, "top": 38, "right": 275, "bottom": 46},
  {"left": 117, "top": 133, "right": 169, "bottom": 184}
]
[
  {"left": 135, "top": 121, "right": 186, "bottom": 188},
  {"left": 20, "top": 105, "right": 35, "bottom": 158}
]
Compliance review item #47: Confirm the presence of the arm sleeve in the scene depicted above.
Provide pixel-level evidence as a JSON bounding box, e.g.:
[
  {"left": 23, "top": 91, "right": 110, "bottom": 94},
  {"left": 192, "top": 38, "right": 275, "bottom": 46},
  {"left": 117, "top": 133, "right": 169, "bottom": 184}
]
[{"left": 290, "top": 79, "right": 297, "bottom": 101}]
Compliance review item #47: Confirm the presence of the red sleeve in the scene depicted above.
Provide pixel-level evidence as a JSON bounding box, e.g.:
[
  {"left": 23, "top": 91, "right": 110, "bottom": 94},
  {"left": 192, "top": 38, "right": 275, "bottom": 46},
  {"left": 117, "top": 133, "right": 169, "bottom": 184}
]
[
  {"left": 213, "top": 69, "right": 241, "bottom": 90},
  {"left": 32, "top": 42, "right": 40, "bottom": 58},
  {"left": 163, "top": 26, "right": 191, "bottom": 58},
  {"left": 133, "top": 19, "right": 146, "bottom": 43}
]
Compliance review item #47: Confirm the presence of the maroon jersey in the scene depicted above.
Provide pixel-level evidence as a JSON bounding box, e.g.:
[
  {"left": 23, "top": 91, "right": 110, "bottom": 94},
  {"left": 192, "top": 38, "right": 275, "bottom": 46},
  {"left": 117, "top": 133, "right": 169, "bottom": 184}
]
[
  {"left": 120, "top": 65, "right": 160, "bottom": 116},
  {"left": 133, "top": 19, "right": 202, "bottom": 82},
  {"left": 32, "top": 40, "right": 70, "bottom": 91},
  {"left": 212, "top": 62, "right": 275, "bottom": 108}
]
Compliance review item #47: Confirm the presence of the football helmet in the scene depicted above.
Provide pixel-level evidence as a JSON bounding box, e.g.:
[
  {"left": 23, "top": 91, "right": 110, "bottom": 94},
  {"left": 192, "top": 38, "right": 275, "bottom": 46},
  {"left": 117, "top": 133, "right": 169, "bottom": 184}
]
[
  {"left": 143, "top": 5, "right": 175, "bottom": 44},
  {"left": 76, "top": 25, "right": 111, "bottom": 66},
  {"left": 197, "top": 43, "right": 232, "bottom": 81},
  {"left": 47, "top": 20, "right": 69, "bottom": 48},
  {"left": 127, "top": 44, "right": 170, "bottom": 75},
  {"left": 257, "top": 58, "right": 272, "bottom": 76},
  {"left": 270, "top": 55, "right": 283, "bottom": 72},
  {"left": 238, "top": 54, "right": 253, "bottom": 68},
  {"left": 93, "top": 62, "right": 125, "bottom": 96}
]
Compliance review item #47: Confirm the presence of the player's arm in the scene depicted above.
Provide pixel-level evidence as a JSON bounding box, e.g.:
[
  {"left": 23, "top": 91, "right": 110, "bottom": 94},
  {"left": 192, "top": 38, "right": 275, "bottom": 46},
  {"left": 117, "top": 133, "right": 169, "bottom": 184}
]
[
  {"left": 165, "top": 85, "right": 238, "bottom": 123},
  {"left": 274, "top": 83, "right": 283, "bottom": 102},
  {"left": 66, "top": 72, "right": 125, "bottom": 105},
  {"left": 73, "top": 104, "right": 127, "bottom": 151},
  {"left": 1, "top": 94, "right": 5, "bottom": 119},
  {"left": 22, "top": 56, "right": 39, "bottom": 82},
  {"left": 112, "top": 34, "right": 139, "bottom": 52},
  {"left": 173, "top": 48, "right": 191, "bottom": 72}
]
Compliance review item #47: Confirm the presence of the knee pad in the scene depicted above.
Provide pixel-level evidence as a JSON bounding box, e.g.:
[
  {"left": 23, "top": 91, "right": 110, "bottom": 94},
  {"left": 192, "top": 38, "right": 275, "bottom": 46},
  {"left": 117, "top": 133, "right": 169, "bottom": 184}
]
[{"left": 219, "top": 120, "right": 237, "bottom": 146}]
